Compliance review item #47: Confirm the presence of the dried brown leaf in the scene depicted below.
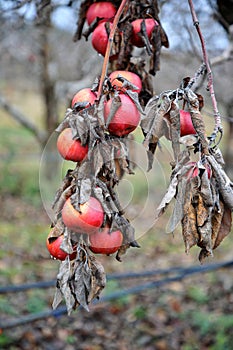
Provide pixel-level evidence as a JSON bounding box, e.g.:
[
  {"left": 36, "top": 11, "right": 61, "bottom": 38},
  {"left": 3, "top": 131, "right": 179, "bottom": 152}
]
[
  {"left": 88, "top": 255, "right": 106, "bottom": 303},
  {"left": 207, "top": 154, "right": 233, "bottom": 210},
  {"left": 167, "top": 176, "right": 188, "bottom": 233},
  {"left": 71, "top": 260, "right": 91, "bottom": 311},
  {"left": 167, "top": 100, "right": 180, "bottom": 162},
  {"left": 211, "top": 200, "right": 224, "bottom": 247},
  {"left": 182, "top": 202, "right": 199, "bottom": 254},
  {"left": 105, "top": 95, "right": 121, "bottom": 128},
  {"left": 213, "top": 206, "right": 232, "bottom": 249},
  {"left": 181, "top": 180, "right": 199, "bottom": 253},
  {"left": 142, "top": 93, "right": 171, "bottom": 170},
  {"left": 155, "top": 152, "right": 193, "bottom": 220},
  {"left": 53, "top": 259, "right": 76, "bottom": 315}
]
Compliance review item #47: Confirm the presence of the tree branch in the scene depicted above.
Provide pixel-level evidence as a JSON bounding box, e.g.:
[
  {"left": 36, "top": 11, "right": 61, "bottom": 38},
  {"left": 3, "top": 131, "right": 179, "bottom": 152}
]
[
  {"left": 97, "top": 0, "right": 129, "bottom": 99},
  {"left": 0, "top": 94, "right": 47, "bottom": 145},
  {"left": 188, "top": 0, "right": 223, "bottom": 142}
]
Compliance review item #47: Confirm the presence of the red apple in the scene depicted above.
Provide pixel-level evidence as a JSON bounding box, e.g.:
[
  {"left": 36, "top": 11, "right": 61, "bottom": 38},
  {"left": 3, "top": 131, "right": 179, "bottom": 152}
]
[
  {"left": 86, "top": 1, "right": 116, "bottom": 25},
  {"left": 62, "top": 197, "right": 104, "bottom": 234},
  {"left": 91, "top": 21, "right": 117, "bottom": 59},
  {"left": 71, "top": 88, "right": 96, "bottom": 108},
  {"left": 104, "top": 94, "right": 140, "bottom": 136},
  {"left": 180, "top": 110, "right": 196, "bottom": 136},
  {"left": 89, "top": 225, "right": 123, "bottom": 254},
  {"left": 131, "top": 18, "right": 159, "bottom": 47},
  {"left": 57, "top": 128, "right": 88, "bottom": 162},
  {"left": 109, "top": 70, "right": 142, "bottom": 93},
  {"left": 46, "top": 234, "right": 77, "bottom": 261}
]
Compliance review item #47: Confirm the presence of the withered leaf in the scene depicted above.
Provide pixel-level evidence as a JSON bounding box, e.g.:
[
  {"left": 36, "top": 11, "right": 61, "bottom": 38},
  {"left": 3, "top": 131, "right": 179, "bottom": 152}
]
[
  {"left": 72, "top": 260, "right": 91, "bottom": 311},
  {"left": 211, "top": 200, "right": 224, "bottom": 248},
  {"left": 53, "top": 258, "right": 75, "bottom": 315},
  {"left": 52, "top": 184, "right": 75, "bottom": 219},
  {"left": 116, "top": 242, "right": 131, "bottom": 262},
  {"left": 197, "top": 196, "right": 213, "bottom": 260},
  {"left": 155, "top": 156, "right": 193, "bottom": 220},
  {"left": 207, "top": 154, "right": 233, "bottom": 210},
  {"left": 105, "top": 95, "right": 121, "bottom": 128},
  {"left": 185, "top": 89, "right": 209, "bottom": 155},
  {"left": 168, "top": 100, "right": 180, "bottom": 162},
  {"left": 182, "top": 202, "right": 199, "bottom": 254},
  {"left": 196, "top": 193, "right": 210, "bottom": 227},
  {"left": 113, "top": 74, "right": 139, "bottom": 92},
  {"left": 52, "top": 287, "right": 63, "bottom": 311},
  {"left": 60, "top": 227, "right": 74, "bottom": 255},
  {"left": 142, "top": 93, "right": 171, "bottom": 170},
  {"left": 167, "top": 176, "right": 188, "bottom": 233},
  {"left": 93, "top": 182, "right": 113, "bottom": 219},
  {"left": 213, "top": 205, "right": 232, "bottom": 249},
  {"left": 88, "top": 255, "right": 106, "bottom": 303},
  {"left": 55, "top": 108, "right": 73, "bottom": 133},
  {"left": 79, "top": 178, "right": 92, "bottom": 204},
  {"left": 200, "top": 166, "right": 213, "bottom": 207},
  {"left": 149, "top": 24, "right": 162, "bottom": 75},
  {"left": 47, "top": 221, "right": 64, "bottom": 242},
  {"left": 125, "top": 90, "right": 144, "bottom": 115}
]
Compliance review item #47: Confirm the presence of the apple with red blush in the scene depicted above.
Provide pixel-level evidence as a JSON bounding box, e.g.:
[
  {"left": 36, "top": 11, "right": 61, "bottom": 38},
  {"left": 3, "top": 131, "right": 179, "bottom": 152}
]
[
  {"left": 109, "top": 70, "right": 142, "bottom": 93},
  {"left": 131, "top": 18, "right": 159, "bottom": 47},
  {"left": 57, "top": 128, "right": 88, "bottom": 162},
  {"left": 46, "top": 234, "right": 77, "bottom": 261},
  {"left": 62, "top": 197, "right": 104, "bottom": 234},
  {"left": 104, "top": 94, "right": 140, "bottom": 137},
  {"left": 86, "top": 1, "right": 116, "bottom": 25},
  {"left": 89, "top": 225, "right": 123, "bottom": 254}
]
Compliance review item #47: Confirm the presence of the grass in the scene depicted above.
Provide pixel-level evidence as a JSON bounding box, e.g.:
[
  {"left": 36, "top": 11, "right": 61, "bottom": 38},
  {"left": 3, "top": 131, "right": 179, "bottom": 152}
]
[{"left": 180, "top": 310, "right": 233, "bottom": 350}]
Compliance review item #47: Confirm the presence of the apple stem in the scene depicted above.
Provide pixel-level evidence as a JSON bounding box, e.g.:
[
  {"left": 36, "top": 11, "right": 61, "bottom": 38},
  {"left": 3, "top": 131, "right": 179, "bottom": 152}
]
[
  {"left": 97, "top": 0, "right": 128, "bottom": 100},
  {"left": 187, "top": 0, "right": 223, "bottom": 144}
]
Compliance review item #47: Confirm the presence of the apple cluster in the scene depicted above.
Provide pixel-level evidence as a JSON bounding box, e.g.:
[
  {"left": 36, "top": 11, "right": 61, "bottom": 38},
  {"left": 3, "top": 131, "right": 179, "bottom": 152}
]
[
  {"left": 86, "top": 2, "right": 159, "bottom": 59},
  {"left": 47, "top": 69, "right": 144, "bottom": 260}
]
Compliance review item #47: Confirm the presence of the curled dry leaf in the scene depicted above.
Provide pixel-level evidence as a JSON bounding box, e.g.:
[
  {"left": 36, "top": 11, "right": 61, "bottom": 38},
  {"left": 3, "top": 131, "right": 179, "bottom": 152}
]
[
  {"left": 155, "top": 145, "right": 232, "bottom": 261},
  {"left": 52, "top": 246, "right": 106, "bottom": 313}
]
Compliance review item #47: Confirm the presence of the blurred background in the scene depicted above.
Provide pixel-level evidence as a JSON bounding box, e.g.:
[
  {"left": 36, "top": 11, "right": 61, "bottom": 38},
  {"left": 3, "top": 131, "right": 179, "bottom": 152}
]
[{"left": 0, "top": 0, "right": 233, "bottom": 349}]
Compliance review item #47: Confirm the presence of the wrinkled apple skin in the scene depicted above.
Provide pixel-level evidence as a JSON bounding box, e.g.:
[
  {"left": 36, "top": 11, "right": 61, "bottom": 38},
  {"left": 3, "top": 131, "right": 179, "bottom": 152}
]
[
  {"left": 180, "top": 110, "right": 196, "bottom": 136},
  {"left": 109, "top": 70, "right": 142, "bottom": 93},
  {"left": 131, "top": 18, "right": 159, "bottom": 47},
  {"left": 89, "top": 226, "right": 123, "bottom": 254},
  {"left": 86, "top": 2, "right": 116, "bottom": 25},
  {"left": 62, "top": 197, "right": 104, "bottom": 234},
  {"left": 57, "top": 128, "right": 88, "bottom": 162},
  {"left": 104, "top": 94, "right": 140, "bottom": 137},
  {"left": 71, "top": 88, "right": 96, "bottom": 108},
  {"left": 46, "top": 234, "right": 77, "bottom": 261}
]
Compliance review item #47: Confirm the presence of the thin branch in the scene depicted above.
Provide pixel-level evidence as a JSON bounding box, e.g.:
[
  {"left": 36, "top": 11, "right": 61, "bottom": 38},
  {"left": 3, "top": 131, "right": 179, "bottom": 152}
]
[
  {"left": 0, "top": 94, "right": 47, "bottom": 144},
  {"left": 97, "top": 0, "right": 129, "bottom": 99},
  {"left": 188, "top": 0, "right": 223, "bottom": 142}
]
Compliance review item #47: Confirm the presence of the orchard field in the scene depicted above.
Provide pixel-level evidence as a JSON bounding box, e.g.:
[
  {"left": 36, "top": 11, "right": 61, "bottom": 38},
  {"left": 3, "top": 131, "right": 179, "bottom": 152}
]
[{"left": 0, "top": 1, "right": 233, "bottom": 349}]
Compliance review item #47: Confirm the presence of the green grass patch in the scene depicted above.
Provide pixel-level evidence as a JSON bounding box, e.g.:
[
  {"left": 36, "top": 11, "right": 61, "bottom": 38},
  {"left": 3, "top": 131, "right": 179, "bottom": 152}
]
[{"left": 180, "top": 310, "right": 233, "bottom": 350}]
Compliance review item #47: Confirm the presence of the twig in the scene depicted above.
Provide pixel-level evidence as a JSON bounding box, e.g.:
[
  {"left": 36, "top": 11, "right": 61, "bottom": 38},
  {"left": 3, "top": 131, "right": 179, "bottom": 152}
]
[
  {"left": 97, "top": 0, "right": 128, "bottom": 99},
  {"left": 0, "top": 94, "right": 47, "bottom": 144},
  {"left": 188, "top": 0, "right": 223, "bottom": 142}
]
